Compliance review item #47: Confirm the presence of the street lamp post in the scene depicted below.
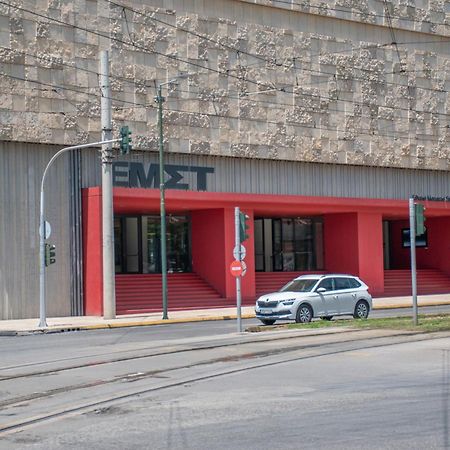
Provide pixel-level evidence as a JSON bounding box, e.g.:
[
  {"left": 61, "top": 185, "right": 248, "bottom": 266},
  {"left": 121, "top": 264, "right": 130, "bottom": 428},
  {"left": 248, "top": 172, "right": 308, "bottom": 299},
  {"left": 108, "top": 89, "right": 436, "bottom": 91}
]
[
  {"left": 155, "top": 74, "right": 189, "bottom": 320},
  {"left": 38, "top": 139, "right": 119, "bottom": 328},
  {"left": 155, "top": 83, "right": 169, "bottom": 320}
]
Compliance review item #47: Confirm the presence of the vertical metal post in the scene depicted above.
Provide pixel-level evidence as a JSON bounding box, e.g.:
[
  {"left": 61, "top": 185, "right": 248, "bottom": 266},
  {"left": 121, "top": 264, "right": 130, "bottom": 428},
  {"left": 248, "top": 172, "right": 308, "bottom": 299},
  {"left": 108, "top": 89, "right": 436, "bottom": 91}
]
[
  {"left": 38, "top": 190, "right": 47, "bottom": 327},
  {"left": 156, "top": 85, "right": 169, "bottom": 320},
  {"left": 409, "top": 197, "right": 418, "bottom": 326},
  {"left": 100, "top": 50, "right": 116, "bottom": 320},
  {"left": 235, "top": 207, "right": 242, "bottom": 333}
]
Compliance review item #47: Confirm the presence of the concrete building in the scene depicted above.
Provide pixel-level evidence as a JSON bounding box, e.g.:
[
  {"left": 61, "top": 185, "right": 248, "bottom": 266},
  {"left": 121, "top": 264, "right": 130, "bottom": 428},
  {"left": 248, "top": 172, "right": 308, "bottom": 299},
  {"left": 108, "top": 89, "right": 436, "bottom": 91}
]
[{"left": 1, "top": 0, "right": 450, "bottom": 319}]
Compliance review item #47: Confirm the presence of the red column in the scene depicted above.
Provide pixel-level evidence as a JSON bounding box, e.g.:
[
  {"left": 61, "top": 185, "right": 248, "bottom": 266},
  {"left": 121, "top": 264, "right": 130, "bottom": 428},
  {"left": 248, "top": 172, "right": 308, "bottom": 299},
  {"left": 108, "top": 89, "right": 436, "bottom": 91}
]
[
  {"left": 191, "top": 209, "right": 228, "bottom": 296},
  {"left": 191, "top": 207, "right": 256, "bottom": 300},
  {"left": 324, "top": 212, "right": 384, "bottom": 296},
  {"left": 82, "top": 187, "right": 103, "bottom": 315}
]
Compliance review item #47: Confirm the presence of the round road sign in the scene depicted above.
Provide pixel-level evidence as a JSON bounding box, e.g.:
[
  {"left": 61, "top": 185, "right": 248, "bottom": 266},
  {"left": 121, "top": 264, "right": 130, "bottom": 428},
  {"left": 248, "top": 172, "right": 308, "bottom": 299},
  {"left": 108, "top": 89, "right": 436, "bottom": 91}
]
[
  {"left": 230, "top": 260, "right": 243, "bottom": 277},
  {"left": 233, "top": 244, "right": 246, "bottom": 261}
]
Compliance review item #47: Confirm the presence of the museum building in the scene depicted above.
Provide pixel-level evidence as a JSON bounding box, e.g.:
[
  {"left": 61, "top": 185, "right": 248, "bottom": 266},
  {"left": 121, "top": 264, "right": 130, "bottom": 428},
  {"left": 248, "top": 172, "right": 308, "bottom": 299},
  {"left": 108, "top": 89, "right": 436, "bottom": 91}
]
[{"left": 1, "top": 0, "right": 450, "bottom": 319}]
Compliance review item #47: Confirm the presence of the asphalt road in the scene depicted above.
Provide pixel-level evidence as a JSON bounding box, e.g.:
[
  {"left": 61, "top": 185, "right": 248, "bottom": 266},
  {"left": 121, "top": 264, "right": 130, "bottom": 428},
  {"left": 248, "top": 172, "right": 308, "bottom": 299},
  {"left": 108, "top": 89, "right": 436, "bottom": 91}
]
[
  {"left": 1, "top": 329, "right": 449, "bottom": 449},
  {"left": 0, "top": 304, "right": 449, "bottom": 450},
  {"left": 1, "top": 305, "right": 450, "bottom": 359}
]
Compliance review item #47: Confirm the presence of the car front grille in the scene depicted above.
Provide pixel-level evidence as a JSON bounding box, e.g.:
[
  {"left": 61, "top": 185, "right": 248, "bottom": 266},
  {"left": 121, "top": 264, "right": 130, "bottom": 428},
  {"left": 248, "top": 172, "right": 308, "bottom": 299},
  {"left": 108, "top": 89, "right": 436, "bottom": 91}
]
[{"left": 257, "top": 300, "right": 279, "bottom": 308}]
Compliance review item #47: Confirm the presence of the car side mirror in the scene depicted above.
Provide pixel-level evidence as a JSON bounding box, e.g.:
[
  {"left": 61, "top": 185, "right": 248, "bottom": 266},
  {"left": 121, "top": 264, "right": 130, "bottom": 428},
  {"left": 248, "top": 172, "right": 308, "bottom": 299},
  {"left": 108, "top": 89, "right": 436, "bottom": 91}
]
[{"left": 316, "top": 287, "right": 326, "bottom": 293}]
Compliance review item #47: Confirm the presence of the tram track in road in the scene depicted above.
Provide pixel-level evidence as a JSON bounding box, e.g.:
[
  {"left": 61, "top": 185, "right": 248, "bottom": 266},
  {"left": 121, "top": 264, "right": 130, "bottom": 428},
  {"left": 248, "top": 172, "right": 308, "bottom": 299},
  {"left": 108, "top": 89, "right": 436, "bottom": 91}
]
[
  {"left": 0, "top": 327, "right": 362, "bottom": 381},
  {"left": 1, "top": 329, "right": 449, "bottom": 437}
]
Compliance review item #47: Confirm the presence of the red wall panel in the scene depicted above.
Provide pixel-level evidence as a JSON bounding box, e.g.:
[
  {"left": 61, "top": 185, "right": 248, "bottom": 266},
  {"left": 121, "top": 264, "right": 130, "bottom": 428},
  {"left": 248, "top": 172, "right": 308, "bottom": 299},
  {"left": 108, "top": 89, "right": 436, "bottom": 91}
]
[
  {"left": 324, "top": 212, "right": 384, "bottom": 296},
  {"left": 191, "top": 209, "right": 227, "bottom": 296},
  {"left": 82, "top": 188, "right": 103, "bottom": 315}
]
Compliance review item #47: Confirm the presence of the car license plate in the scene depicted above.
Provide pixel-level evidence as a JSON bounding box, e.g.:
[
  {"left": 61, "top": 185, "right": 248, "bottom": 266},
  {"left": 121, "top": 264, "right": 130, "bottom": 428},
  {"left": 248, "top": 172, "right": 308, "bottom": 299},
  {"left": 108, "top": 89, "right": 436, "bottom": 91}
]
[{"left": 260, "top": 309, "right": 273, "bottom": 315}]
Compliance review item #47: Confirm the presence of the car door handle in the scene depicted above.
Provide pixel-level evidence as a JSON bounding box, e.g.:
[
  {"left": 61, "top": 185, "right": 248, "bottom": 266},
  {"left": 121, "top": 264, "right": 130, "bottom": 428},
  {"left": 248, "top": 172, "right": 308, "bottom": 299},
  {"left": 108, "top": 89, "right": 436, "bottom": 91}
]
[
  {"left": 352, "top": 293, "right": 357, "bottom": 298},
  {"left": 333, "top": 295, "right": 338, "bottom": 299}
]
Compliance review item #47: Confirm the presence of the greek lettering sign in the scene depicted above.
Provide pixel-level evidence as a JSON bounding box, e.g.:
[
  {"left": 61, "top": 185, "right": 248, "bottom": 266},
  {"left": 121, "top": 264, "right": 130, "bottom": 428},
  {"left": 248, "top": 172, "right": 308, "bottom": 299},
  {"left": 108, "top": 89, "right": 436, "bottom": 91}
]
[{"left": 113, "top": 162, "right": 214, "bottom": 191}]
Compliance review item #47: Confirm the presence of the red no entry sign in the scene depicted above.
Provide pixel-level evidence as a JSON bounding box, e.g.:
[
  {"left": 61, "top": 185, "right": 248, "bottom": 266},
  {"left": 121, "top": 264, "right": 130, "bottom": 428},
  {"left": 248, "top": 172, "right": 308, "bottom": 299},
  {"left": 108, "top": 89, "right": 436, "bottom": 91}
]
[{"left": 230, "top": 260, "right": 243, "bottom": 277}]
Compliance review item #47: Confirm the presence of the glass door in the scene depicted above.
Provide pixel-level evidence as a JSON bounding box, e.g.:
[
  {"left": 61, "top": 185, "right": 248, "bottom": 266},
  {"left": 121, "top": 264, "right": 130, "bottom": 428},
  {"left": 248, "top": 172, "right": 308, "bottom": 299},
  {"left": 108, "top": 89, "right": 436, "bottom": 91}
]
[
  {"left": 145, "top": 215, "right": 191, "bottom": 273},
  {"left": 114, "top": 216, "right": 142, "bottom": 273}
]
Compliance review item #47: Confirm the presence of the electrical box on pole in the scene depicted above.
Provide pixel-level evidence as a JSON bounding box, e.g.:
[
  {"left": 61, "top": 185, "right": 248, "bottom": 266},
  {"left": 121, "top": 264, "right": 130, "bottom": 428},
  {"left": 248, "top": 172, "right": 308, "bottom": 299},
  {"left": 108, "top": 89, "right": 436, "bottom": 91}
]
[
  {"left": 119, "top": 126, "right": 132, "bottom": 154},
  {"left": 414, "top": 203, "right": 426, "bottom": 236}
]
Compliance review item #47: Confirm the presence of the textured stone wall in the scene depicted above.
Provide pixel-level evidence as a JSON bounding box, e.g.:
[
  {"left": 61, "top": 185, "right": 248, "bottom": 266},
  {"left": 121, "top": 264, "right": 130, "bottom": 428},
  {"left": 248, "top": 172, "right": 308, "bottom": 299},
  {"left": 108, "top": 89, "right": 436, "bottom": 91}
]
[
  {"left": 0, "top": 0, "right": 450, "bottom": 170},
  {"left": 249, "top": 0, "right": 450, "bottom": 36}
]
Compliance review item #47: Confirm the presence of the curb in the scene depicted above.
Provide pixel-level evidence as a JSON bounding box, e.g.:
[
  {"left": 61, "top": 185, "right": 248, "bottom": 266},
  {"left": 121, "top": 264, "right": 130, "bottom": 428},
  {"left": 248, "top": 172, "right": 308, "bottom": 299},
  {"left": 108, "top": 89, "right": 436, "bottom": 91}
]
[
  {"left": 1, "top": 313, "right": 257, "bottom": 335},
  {"left": 1, "top": 302, "right": 450, "bottom": 335}
]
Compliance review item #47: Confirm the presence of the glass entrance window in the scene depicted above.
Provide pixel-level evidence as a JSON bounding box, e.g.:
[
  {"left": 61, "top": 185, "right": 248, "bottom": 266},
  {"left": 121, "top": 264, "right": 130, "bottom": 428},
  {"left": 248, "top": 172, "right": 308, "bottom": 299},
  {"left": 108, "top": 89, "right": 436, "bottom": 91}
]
[
  {"left": 255, "top": 217, "right": 324, "bottom": 272},
  {"left": 115, "top": 214, "right": 191, "bottom": 274}
]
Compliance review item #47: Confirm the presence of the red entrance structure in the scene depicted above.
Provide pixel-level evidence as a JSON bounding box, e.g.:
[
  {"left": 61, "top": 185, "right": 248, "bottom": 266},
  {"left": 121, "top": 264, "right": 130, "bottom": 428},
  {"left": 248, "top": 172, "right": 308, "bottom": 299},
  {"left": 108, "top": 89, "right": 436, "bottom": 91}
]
[{"left": 83, "top": 187, "right": 450, "bottom": 315}]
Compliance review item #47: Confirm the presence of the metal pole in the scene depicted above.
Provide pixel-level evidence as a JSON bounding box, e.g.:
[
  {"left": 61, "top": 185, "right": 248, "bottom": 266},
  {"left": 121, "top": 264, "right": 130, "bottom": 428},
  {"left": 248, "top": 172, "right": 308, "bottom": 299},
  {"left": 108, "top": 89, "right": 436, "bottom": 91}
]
[
  {"left": 235, "top": 207, "right": 242, "bottom": 333},
  {"left": 409, "top": 197, "right": 418, "bottom": 326},
  {"left": 157, "top": 84, "right": 169, "bottom": 320},
  {"left": 100, "top": 50, "right": 116, "bottom": 320},
  {"left": 39, "top": 189, "right": 47, "bottom": 328},
  {"left": 38, "top": 139, "right": 119, "bottom": 328}
]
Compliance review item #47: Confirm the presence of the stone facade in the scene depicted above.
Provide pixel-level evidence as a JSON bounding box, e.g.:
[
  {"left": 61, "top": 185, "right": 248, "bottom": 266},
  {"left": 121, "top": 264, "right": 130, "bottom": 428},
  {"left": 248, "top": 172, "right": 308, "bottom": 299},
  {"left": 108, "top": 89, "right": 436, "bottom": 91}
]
[{"left": 0, "top": 0, "right": 450, "bottom": 169}]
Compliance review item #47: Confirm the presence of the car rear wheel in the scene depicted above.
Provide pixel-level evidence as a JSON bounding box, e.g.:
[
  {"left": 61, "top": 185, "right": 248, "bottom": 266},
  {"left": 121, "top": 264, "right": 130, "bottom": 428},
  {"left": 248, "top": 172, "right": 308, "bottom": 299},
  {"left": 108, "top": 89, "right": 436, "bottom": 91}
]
[
  {"left": 321, "top": 316, "right": 333, "bottom": 321},
  {"left": 260, "top": 319, "right": 276, "bottom": 325},
  {"left": 353, "top": 300, "right": 369, "bottom": 319},
  {"left": 296, "top": 304, "right": 313, "bottom": 323}
]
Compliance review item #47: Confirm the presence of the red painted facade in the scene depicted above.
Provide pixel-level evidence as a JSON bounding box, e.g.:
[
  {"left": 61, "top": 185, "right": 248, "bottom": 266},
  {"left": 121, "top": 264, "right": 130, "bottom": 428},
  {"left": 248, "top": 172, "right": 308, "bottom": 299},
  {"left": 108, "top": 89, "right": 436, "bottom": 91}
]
[{"left": 82, "top": 186, "right": 450, "bottom": 315}]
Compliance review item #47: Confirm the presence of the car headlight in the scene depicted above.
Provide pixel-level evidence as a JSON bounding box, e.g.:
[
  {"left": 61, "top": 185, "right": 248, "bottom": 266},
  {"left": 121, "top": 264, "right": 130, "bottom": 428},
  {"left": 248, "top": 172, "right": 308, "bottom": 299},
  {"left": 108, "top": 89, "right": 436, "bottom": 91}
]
[{"left": 282, "top": 299, "right": 295, "bottom": 306}]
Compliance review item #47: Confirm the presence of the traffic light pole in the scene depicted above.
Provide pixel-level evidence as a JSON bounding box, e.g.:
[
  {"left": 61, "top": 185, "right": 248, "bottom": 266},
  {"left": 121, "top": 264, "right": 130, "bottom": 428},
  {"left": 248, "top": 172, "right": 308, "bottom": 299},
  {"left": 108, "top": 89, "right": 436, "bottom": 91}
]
[
  {"left": 38, "top": 139, "right": 119, "bottom": 328},
  {"left": 409, "top": 197, "right": 418, "bottom": 326},
  {"left": 235, "top": 207, "right": 242, "bottom": 333}
]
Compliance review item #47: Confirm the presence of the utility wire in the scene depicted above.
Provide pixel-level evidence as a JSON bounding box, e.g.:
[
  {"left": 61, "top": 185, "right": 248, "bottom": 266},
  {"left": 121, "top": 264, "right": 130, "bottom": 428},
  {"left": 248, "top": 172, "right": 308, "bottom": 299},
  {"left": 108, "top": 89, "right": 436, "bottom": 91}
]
[{"left": 3, "top": 70, "right": 449, "bottom": 144}]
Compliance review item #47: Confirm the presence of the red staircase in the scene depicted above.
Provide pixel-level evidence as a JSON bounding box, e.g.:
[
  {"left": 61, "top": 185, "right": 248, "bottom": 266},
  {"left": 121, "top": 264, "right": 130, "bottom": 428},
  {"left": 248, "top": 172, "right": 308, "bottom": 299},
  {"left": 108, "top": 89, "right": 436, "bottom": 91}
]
[
  {"left": 384, "top": 269, "right": 450, "bottom": 297},
  {"left": 115, "top": 273, "right": 232, "bottom": 315},
  {"left": 255, "top": 271, "right": 325, "bottom": 298}
]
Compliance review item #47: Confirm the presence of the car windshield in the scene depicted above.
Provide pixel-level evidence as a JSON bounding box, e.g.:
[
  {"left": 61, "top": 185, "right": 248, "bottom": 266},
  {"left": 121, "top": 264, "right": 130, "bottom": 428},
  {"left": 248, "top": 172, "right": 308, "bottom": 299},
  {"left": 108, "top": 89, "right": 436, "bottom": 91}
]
[{"left": 279, "top": 279, "right": 318, "bottom": 293}]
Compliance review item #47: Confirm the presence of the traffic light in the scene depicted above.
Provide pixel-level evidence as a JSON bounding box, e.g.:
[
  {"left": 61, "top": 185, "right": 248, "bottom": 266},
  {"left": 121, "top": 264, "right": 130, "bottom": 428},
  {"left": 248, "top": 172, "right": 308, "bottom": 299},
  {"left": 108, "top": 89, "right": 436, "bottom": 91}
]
[
  {"left": 415, "top": 203, "right": 426, "bottom": 236},
  {"left": 45, "top": 243, "right": 56, "bottom": 267},
  {"left": 119, "top": 126, "right": 132, "bottom": 154},
  {"left": 239, "top": 211, "right": 250, "bottom": 243}
]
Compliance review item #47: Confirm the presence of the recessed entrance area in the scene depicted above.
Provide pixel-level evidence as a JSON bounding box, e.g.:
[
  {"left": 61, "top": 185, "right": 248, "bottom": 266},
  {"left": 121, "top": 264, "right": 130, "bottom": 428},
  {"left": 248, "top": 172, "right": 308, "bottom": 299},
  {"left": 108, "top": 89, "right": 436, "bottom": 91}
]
[
  {"left": 254, "top": 217, "right": 324, "bottom": 272},
  {"left": 114, "top": 215, "right": 191, "bottom": 274}
]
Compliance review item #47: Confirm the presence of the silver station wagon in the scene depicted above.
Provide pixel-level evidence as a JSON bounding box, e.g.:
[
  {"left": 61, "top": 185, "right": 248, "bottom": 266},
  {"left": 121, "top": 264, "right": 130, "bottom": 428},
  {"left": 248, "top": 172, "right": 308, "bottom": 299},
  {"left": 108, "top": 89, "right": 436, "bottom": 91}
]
[{"left": 255, "top": 274, "right": 372, "bottom": 325}]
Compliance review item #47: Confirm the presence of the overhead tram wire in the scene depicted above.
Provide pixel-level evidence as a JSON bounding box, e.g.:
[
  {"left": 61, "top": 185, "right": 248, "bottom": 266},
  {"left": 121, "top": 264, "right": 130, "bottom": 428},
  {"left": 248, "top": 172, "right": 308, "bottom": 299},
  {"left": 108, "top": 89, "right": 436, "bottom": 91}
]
[
  {"left": 6, "top": 42, "right": 449, "bottom": 106},
  {"left": 6, "top": 1, "right": 450, "bottom": 92},
  {"left": 3, "top": 5, "right": 450, "bottom": 141},
  {"left": 249, "top": 0, "right": 450, "bottom": 28},
  {"left": 3, "top": 71, "right": 449, "bottom": 145},
  {"left": 5, "top": 43, "right": 450, "bottom": 121},
  {"left": 2, "top": 55, "right": 447, "bottom": 125},
  {"left": 111, "top": 0, "right": 450, "bottom": 85},
  {"left": 3, "top": 62, "right": 447, "bottom": 125},
  {"left": 5, "top": 2, "right": 450, "bottom": 115}
]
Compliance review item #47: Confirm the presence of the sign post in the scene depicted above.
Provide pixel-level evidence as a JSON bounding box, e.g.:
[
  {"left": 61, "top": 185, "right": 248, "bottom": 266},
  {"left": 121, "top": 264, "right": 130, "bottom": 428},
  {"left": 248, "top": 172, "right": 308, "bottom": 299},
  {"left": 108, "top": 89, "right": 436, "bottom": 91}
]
[
  {"left": 234, "top": 207, "right": 242, "bottom": 333},
  {"left": 409, "top": 197, "right": 418, "bottom": 326}
]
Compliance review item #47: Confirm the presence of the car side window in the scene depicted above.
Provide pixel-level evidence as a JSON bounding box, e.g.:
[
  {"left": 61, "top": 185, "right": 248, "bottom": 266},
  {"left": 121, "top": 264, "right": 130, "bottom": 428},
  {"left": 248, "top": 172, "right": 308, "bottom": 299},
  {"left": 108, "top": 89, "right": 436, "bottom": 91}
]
[
  {"left": 334, "top": 278, "right": 351, "bottom": 290},
  {"left": 348, "top": 278, "right": 361, "bottom": 288},
  {"left": 317, "top": 278, "right": 334, "bottom": 291}
]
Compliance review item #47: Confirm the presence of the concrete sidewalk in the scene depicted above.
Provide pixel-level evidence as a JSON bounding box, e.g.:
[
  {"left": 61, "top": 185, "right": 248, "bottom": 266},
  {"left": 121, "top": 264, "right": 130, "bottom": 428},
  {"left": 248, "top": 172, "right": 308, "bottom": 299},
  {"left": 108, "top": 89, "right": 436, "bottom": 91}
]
[{"left": 0, "top": 293, "right": 449, "bottom": 335}]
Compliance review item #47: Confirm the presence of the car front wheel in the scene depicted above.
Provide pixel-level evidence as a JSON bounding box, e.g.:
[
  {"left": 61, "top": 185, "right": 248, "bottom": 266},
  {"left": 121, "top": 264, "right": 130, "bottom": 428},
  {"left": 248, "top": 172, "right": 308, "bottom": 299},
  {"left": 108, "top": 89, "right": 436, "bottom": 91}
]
[
  {"left": 296, "top": 304, "right": 313, "bottom": 323},
  {"left": 353, "top": 300, "right": 369, "bottom": 319},
  {"left": 260, "top": 319, "right": 276, "bottom": 325}
]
